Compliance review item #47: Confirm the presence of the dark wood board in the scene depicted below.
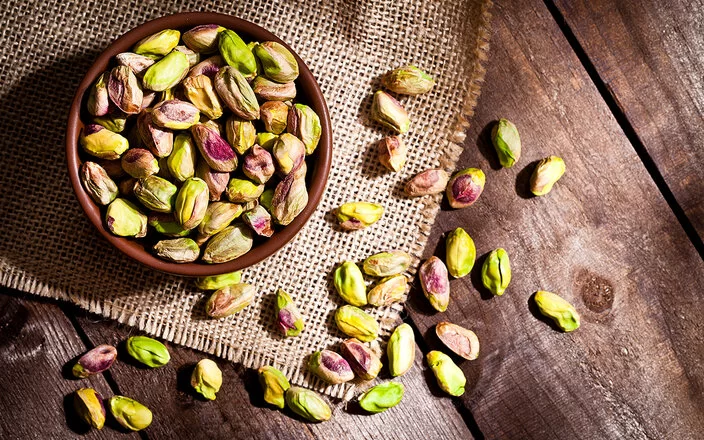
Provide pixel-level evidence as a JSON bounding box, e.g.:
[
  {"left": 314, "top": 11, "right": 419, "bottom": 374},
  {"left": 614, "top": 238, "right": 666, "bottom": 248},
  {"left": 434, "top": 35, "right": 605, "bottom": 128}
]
[
  {"left": 551, "top": 0, "right": 704, "bottom": 241},
  {"left": 404, "top": 1, "right": 704, "bottom": 439}
]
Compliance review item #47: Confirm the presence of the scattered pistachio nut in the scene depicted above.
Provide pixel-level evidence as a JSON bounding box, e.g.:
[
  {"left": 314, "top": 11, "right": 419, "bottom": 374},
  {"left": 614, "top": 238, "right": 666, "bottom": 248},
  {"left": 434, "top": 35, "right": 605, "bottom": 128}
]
[
  {"left": 363, "top": 250, "right": 411, "bottom": 277},
  {"left": 358, "top": 382, "right": 405, "bottom": 414},
  {"left": 106, "top": 198, "right": 148, "bottom": 237},
  {"left": 195, "top": 271, "right": 242, "bottom": 290},
  {"left": 383, "top": 65, "right": 435, "bottom": 95},
  {"left": 405, "top": 168, "right": 449, "bottom": 197},
  {"left": 436, "top": 322, "right": 480, "bottom": 360},
  {"left": 481, "top": 248, "right": 511, "bottom": 296},
  {"left": 446, "top": 227, "right": 476, "bottom": 278},
  {"left": 202, "top": 224, "right": 254, "bottom": 264},
  {"left": 308, "top": 350, "right": 354, "bottom": 384},
  {"left": 335, "top": 202, "right": 384, "bottom": 230},
  {"left": 534, "top": 290, "right": 580, "bottom": 332},
  {"left": 74, "top": 388, "right": 106, "bottom": 430},
  {"left": 126, "top": 335, "right": 170, "bottom": 368},
  {"left": 387, "top": 323, "right": 415, "bottom": 377},
  {"left": 271, "top": 165, "right": 308, "bottom": 225},
  {"left": 191, "top": 359, "right": 223, "bottom": 400},
  {"left": 116, "top": 52, "right": 156, "bottom": 77},
  {"left": 80, "top": 162, "right": 118, "bottom": 206},
  {"left": 205, "top": 283, "right": 256, "bottom": 318},
  {"left": 108, "top": 396, "right": 153, "bottom": 431},
  {"left": 367, "top": 274, "right": 408, "bottom": 307},
  {"left": 226, "top": 177, "right": 264, "bottom": 203},
  {"left": 258, "top": 365, "right": 291, "bottom": 409},
  {"left": 287, "top": 103, "right": 321, "bottom": 155},
  {"left": 419, "top": 256, "right": 450, "bottom": 312},
  {"left": 285, "top": 386, "right": 331, "bottom": 423},
  {"left": 72, "top": 345, "right": 118, "bottom": 378},
  {"left": 334, "top": 261, "right": 368, "bottom": 307},
  {"left": 340, "top": 338, "right": 382, "bottom": 380},
  {"left": 153, "top": 238, "right": 200, "bottom": 263},
  {"left": 447, "top": 167, "right": 485, "bottom": 209},
  {"left": 334, "top": 305, "right": 379, "bottom": 342},
  {"left": 530, "top": 156, "right": 565, "bottom": 196},
  {"left": 377, "top": 136, "right": 407, "bottom": 172},
  {"left": 275, "top": 288, "right": 304, "bottom": 336},
  {"left": 491, "top": 118, "right": 521, "bottom": 168},
  {"left": 371, "top": 90, "right": 410, "bottom": 133},
  {"left": 426, "top": 351, "right": 466, "bottom": 396}
]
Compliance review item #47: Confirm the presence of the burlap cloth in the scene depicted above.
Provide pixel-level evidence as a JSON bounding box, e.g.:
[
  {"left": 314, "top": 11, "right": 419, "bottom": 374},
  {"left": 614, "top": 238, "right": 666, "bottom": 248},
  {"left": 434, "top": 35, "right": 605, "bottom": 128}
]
[{"left": 0, "top": 0, "right": 491, "bottom": 397}]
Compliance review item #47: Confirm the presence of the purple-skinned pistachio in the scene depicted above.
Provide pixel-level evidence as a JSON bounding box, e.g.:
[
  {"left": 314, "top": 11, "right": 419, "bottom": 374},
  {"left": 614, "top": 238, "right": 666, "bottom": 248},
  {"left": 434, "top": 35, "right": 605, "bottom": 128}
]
[
  {"left": 286, "top": 103, "right": 321, "bottom": 155},
  {"left": 271, "top": 162, "right": 308, "bottom": 225},
  {"left": 121, "top": 148, "right": 159, "bottom": 179},
  {"left": 308, "top": 349, "right": 354, "bottom": 384},
  {"left": 371, "top": 91, "right": 410, "bottom": 133},
  {"left": 377, "top": 136, "right": 407, "bottom": 172},
  {"left": 404, "top": 168, "right": 449, "bottom": 197},
  {"left": 195, "top": 160, "right": 229, "bottom": 201},
  {"left": 191, "top": 123, "right": 237, "bottom": 172},
  {"left": 183, "top": 24, "right": 224, "bottom": 53},
  {"left": 115, "top": 52, "right": 155, "bottom": 77},
  {"left": 80, "top": 162, "right": 118, "bottom": 206},
  {"left": 214, "top": 66, "right": 260, "bottom": 120},
  {"left": 275, "top": 288, "right": 304, "bottom": 337},
  {"left": 446, "top": 167, "right": 485, "bottom": 209},
  {"left": 182, "top": 75, "right": 223, "bottom": 120},
  {"left": 335, "top": 202, "right": 384, "bottom": 231},
  {"left": 340, "top": 338, "right": 382, "bottom": 380},
  {"left": 80, "top": 124, "right": 129, "bottom": 160},
  {"left": 419, "top": 256, "right": 450, "bottom": 312},
  {"left": 252, "top": 76, "right": 297, "bottom": 101},
  {"left": 188, "top": 55, "right": 226, "bottom": 79},
  {"left": 87, "top": 72, "right": 112, "bottom": 117},
  {"left": 225, "top": 116, "right": 256, "bottom": 155},
  {"left": 242, "top": 205, "right": 274, "bottom": 237},
  {"left": 151, "top": 99, "right": 201, "bottom": 130},
  {"left": 260, "top": 101, "right": 289, "bottom": 135},
  {"left": 243, "top": 145, "right": 275, "bottom": 184},
  {"left": 141, "top": 91, "right": 157, "bottom": 110},
  {"left": 273, "top": 133, "right": 305, "bottom": 176},
  {"left": 107, "top": 66, "right": 143, "bottom": 115},
  {"left": 72, "top": 344, "right": 118, "bottom": 378},
  {"left": 137, "top": 110, "right": 174, "bottom": 158},
  {"left": 436, "top": 322, "right": 480, "bottom": 360}
]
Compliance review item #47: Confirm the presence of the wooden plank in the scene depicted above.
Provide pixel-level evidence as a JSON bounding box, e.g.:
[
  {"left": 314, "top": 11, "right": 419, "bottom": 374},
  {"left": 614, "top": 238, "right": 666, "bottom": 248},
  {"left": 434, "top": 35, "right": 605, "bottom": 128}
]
[
  {"left": 73, "top": 312, "right": 476, "bottom": 439},
  {"left": 404, "top": 1, "right": 704, "bottom": 439},
  {"left": 551, "top": 0, "right": 704, "bottom": 240},
  {"left": 0, "top": 289, "right": 138, "bottom": 439}
]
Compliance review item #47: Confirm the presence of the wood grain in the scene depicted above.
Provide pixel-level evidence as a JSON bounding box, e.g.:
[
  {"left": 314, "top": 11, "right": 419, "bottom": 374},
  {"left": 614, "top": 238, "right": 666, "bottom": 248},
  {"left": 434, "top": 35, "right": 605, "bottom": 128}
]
[
  {"left": 551, "top": 0, "right": 704, "bottom": 240},
  {"left": 73, "top": 311, "right": 475, "bottom": 440},
  {"left": 404, "top": 1, "right": 704, "bottom": 439},
  {"left": 0, "top": 291, "right": 138, "bottom": 439}
]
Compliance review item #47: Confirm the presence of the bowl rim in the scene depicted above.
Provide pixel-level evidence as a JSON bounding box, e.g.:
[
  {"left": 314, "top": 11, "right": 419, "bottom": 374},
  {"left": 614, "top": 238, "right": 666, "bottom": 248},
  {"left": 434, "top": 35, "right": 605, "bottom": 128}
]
[{"left": 66, "top": 11, "right": 332, "bottom": 277}]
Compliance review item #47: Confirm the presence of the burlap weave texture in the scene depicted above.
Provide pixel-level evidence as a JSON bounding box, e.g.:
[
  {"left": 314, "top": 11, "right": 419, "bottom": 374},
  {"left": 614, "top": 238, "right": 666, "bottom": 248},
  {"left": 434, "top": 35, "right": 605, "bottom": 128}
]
[{"left": 0, "top": 0, "right": 491, "bottom": 396}]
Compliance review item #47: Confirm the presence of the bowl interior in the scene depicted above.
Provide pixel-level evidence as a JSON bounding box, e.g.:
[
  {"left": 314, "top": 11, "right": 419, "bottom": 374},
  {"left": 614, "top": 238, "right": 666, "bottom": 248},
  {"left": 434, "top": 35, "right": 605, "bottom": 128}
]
[{"left": 66, "top": 12, "right": 332, "bottom": 277}]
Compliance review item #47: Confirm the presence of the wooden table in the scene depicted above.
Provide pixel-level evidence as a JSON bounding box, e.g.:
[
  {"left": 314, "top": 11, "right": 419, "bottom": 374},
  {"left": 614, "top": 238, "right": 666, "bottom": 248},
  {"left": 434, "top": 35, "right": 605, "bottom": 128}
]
[{"left": 2, "top": 0, "right": 703, "bottom": 438}]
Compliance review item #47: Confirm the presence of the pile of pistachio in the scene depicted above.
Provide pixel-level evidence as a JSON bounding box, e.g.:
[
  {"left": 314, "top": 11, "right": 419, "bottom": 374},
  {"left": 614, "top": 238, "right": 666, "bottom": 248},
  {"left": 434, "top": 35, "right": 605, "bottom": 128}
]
[
  {"left": 79, "top": 25, "right": 321, "bottom": 263},
  {"left": 69, "top": 335, "right": 222, "bottom": 432}
]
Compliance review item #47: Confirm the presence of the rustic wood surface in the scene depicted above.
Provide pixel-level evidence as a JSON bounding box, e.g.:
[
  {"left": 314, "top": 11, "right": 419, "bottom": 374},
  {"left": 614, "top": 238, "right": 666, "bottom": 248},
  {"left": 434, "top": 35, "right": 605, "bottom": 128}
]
[{"left": 2, "top": 0, "right": 703, "bottom": 439}]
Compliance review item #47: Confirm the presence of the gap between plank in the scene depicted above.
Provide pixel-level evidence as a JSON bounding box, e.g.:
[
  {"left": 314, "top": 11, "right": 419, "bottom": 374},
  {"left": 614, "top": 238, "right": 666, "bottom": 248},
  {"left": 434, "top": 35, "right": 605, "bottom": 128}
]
[{"left": 543, "top": 0, "right": 704, "bottom": 260}]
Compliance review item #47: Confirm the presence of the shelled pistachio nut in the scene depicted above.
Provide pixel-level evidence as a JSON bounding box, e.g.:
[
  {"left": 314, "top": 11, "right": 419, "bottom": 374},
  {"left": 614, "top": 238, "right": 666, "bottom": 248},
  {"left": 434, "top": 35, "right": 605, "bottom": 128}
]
[
  {"left": 218, "top": 29, "right": 257, "bottom": 79},
  {"left": 426, "top": 351, "right": 466, "bottom": 396},
  {"left": 534, "top": 290, "right": 580, "bottom": 332},
  {"left": 80, "top": 124, "right": 129, "bottom": 160},
  {"left": 105, "top": 198, "right": 147, "bottom": 237},
  {"left": 491, "top": 118, "right": 521, "bottom": 168},
  {"left": 191, "top": 123, "right": 237, "bottom": 172},
  {"left": 358, "top": 382, "right": 405, "bottom": 414},
  {"left": 340, "top": 338, "right": 382, "bottom": 381},
  {"left": 259, "top": 188, "right": 275, "bottom": 211},
  {"left": 87, "top": 72, "right": 111, "bottom": 117},
  {"left": 205, "top": 283, "right": 255, "bottom": 318},
  {"left": 148, "top": 213, "right": 190, "bottom": 237},
  {"left": 275, "top": 288, "right": 304, "bottom": 337},
  {"left": 214, "top": 66, "right": 260, "bottom": 120},
  {"left": 273, "top": 133, "right": 306, "bottom": 176},
  {"left": 117, "top": 178, "right": 137, "bottom": 198},
  {"left": 72, "top": 344, "right": 117, "bottom": 378},
  {"left": 419, "top": 256, "right": 450, "bottom": 312},
  {"left": 377, "top": 136, "right": 407, "bottom": 172},
  {"left": 271, "top": 166, "right": 308, "bottom": 225},
  {"left": 107, "top": 66, "right": 143, "bottom": 115},
  {"left": 243, "top": 145, "right": 275, "bottom": 184},
  {"left": 166, "top": 133, "right": 196, "bottom": 182},
  {"left": 371, "top": 90, "right": 410, "bottom": 133},
  {"left": 94, "top": 113, "right": 128, "bottom": 133},
  {"left": 253, "top": 41, "right": 299, "bottom": 83},
  {"left": 530, "top": 156, "right": 565, "bottom": 196},
  {"left": 446, "top": 168, "right": 485, "bottom": 209},
  {"left": 405, "top": 169, "right": 449, "bottom": 197},
  {"left": 334, "top": 305, "right": 379, "bottom": 342},
  {"left": 436, "top": 322, "right": 480, "bottom": 360},
  {"left": 334, "top": 261, "right": 368, "bottom": 307},
  {"left": 258, "top": 365, "right": 291, "bottom": 409},
  {"left": 153, "top": 238, "right": 200, "bottom": 263},
  {"left": 226, "top": 177, "right": 264, "bottom": 203},
  {"left": 152, "top": 99, "right": 201, "bottom": 129},
  {"left": 335, "top": 202, "right": 384, "bottom": 231},
  {"left": 202, "top": 224, "right": 254, "bottom": 264},
  {"left": 116, "top": 52, "right": 155, "bottom": 77},
  {"left": 198, "top": 201, "right": 243, "bottom": 237},
  {"left": 259, "top": 101, "right": 288, "bottom": 135},
  {"left": 481, "top": 248, "right": 511, "bottom": 296},
  {"left": 121, "top": 148, "right": 159, "bottom": 179},
  {"left": 133, "top": 29, "right": 180, "bottom": 57},
  {"left": 182, "top": 75, "right": 223, "bottom": 120},
  {"left": 363, "top": 250, "right": 411, "bottom": 277},
  {"left": 285, "top": 387, "right": 331, "bottom": 423},
  {"left": 80, "top": 161, "right": 118, "bottom": 205},
  {"left": 383, "top": 65, "right": 435, "bottom": 95},
  {"left": 134, "top": 175, "right": 177, "bottom": 212},
  {"left": 387, "top": 323, "right": 415, "bottom": 377},
  {"left": 189, "top": 55, "right": 225, "bottom": 78},
  {"left": 446, "top": 227, "right": 476, "bottom": 278},
  {"left": 183, "top": 24, "right": 224, "bottom": 53},
  {"left": 174, "top": 45, "right": 200, "bottom": 67},
  {"left": 195, "top": 160, "right": 229, "bottom": 201},
  {"left": 367, "top": 274, "right": 408, "bottom": 307},
  {"left": 74, "top": 388, "right": 106, "bottom": 430},
  {"left": 243, "top": 205, "right": 274, "bottom": 237},
  {"left": 142, "top": 50, "right": 190, "bottom": 92},
  {"left": 108, "top": 396, "right": 153, "bottom": 431},
  {"left": 175, "top": 177, "right": 210, "bottom": 230},
  {"left": 126, "top": 335, "right": 170, "bottom": 368},
  {"left": 137, "top": 110, "right": 174, "bottom": 158},
  {"left": 252, "top": 76, "right": 296, "bottom": 101},
  {"left": 308, "top": 349, "right": 354, "bottom": 384},
  {"left": 287, "top": 103, "right": 321, "bottom": 155},
  {"left": 194, "top": 271, "right": 242, "bottom": 290},
  {"left": 191, "top": 359, "right": 222, "bottom": 400}
]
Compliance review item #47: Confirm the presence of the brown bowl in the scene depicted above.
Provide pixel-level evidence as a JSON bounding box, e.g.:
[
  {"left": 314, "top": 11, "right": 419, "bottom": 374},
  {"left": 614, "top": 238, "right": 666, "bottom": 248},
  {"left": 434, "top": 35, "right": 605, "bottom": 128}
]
[{"left": 66, "top": 12, "right": 332, "bottom": 277}]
